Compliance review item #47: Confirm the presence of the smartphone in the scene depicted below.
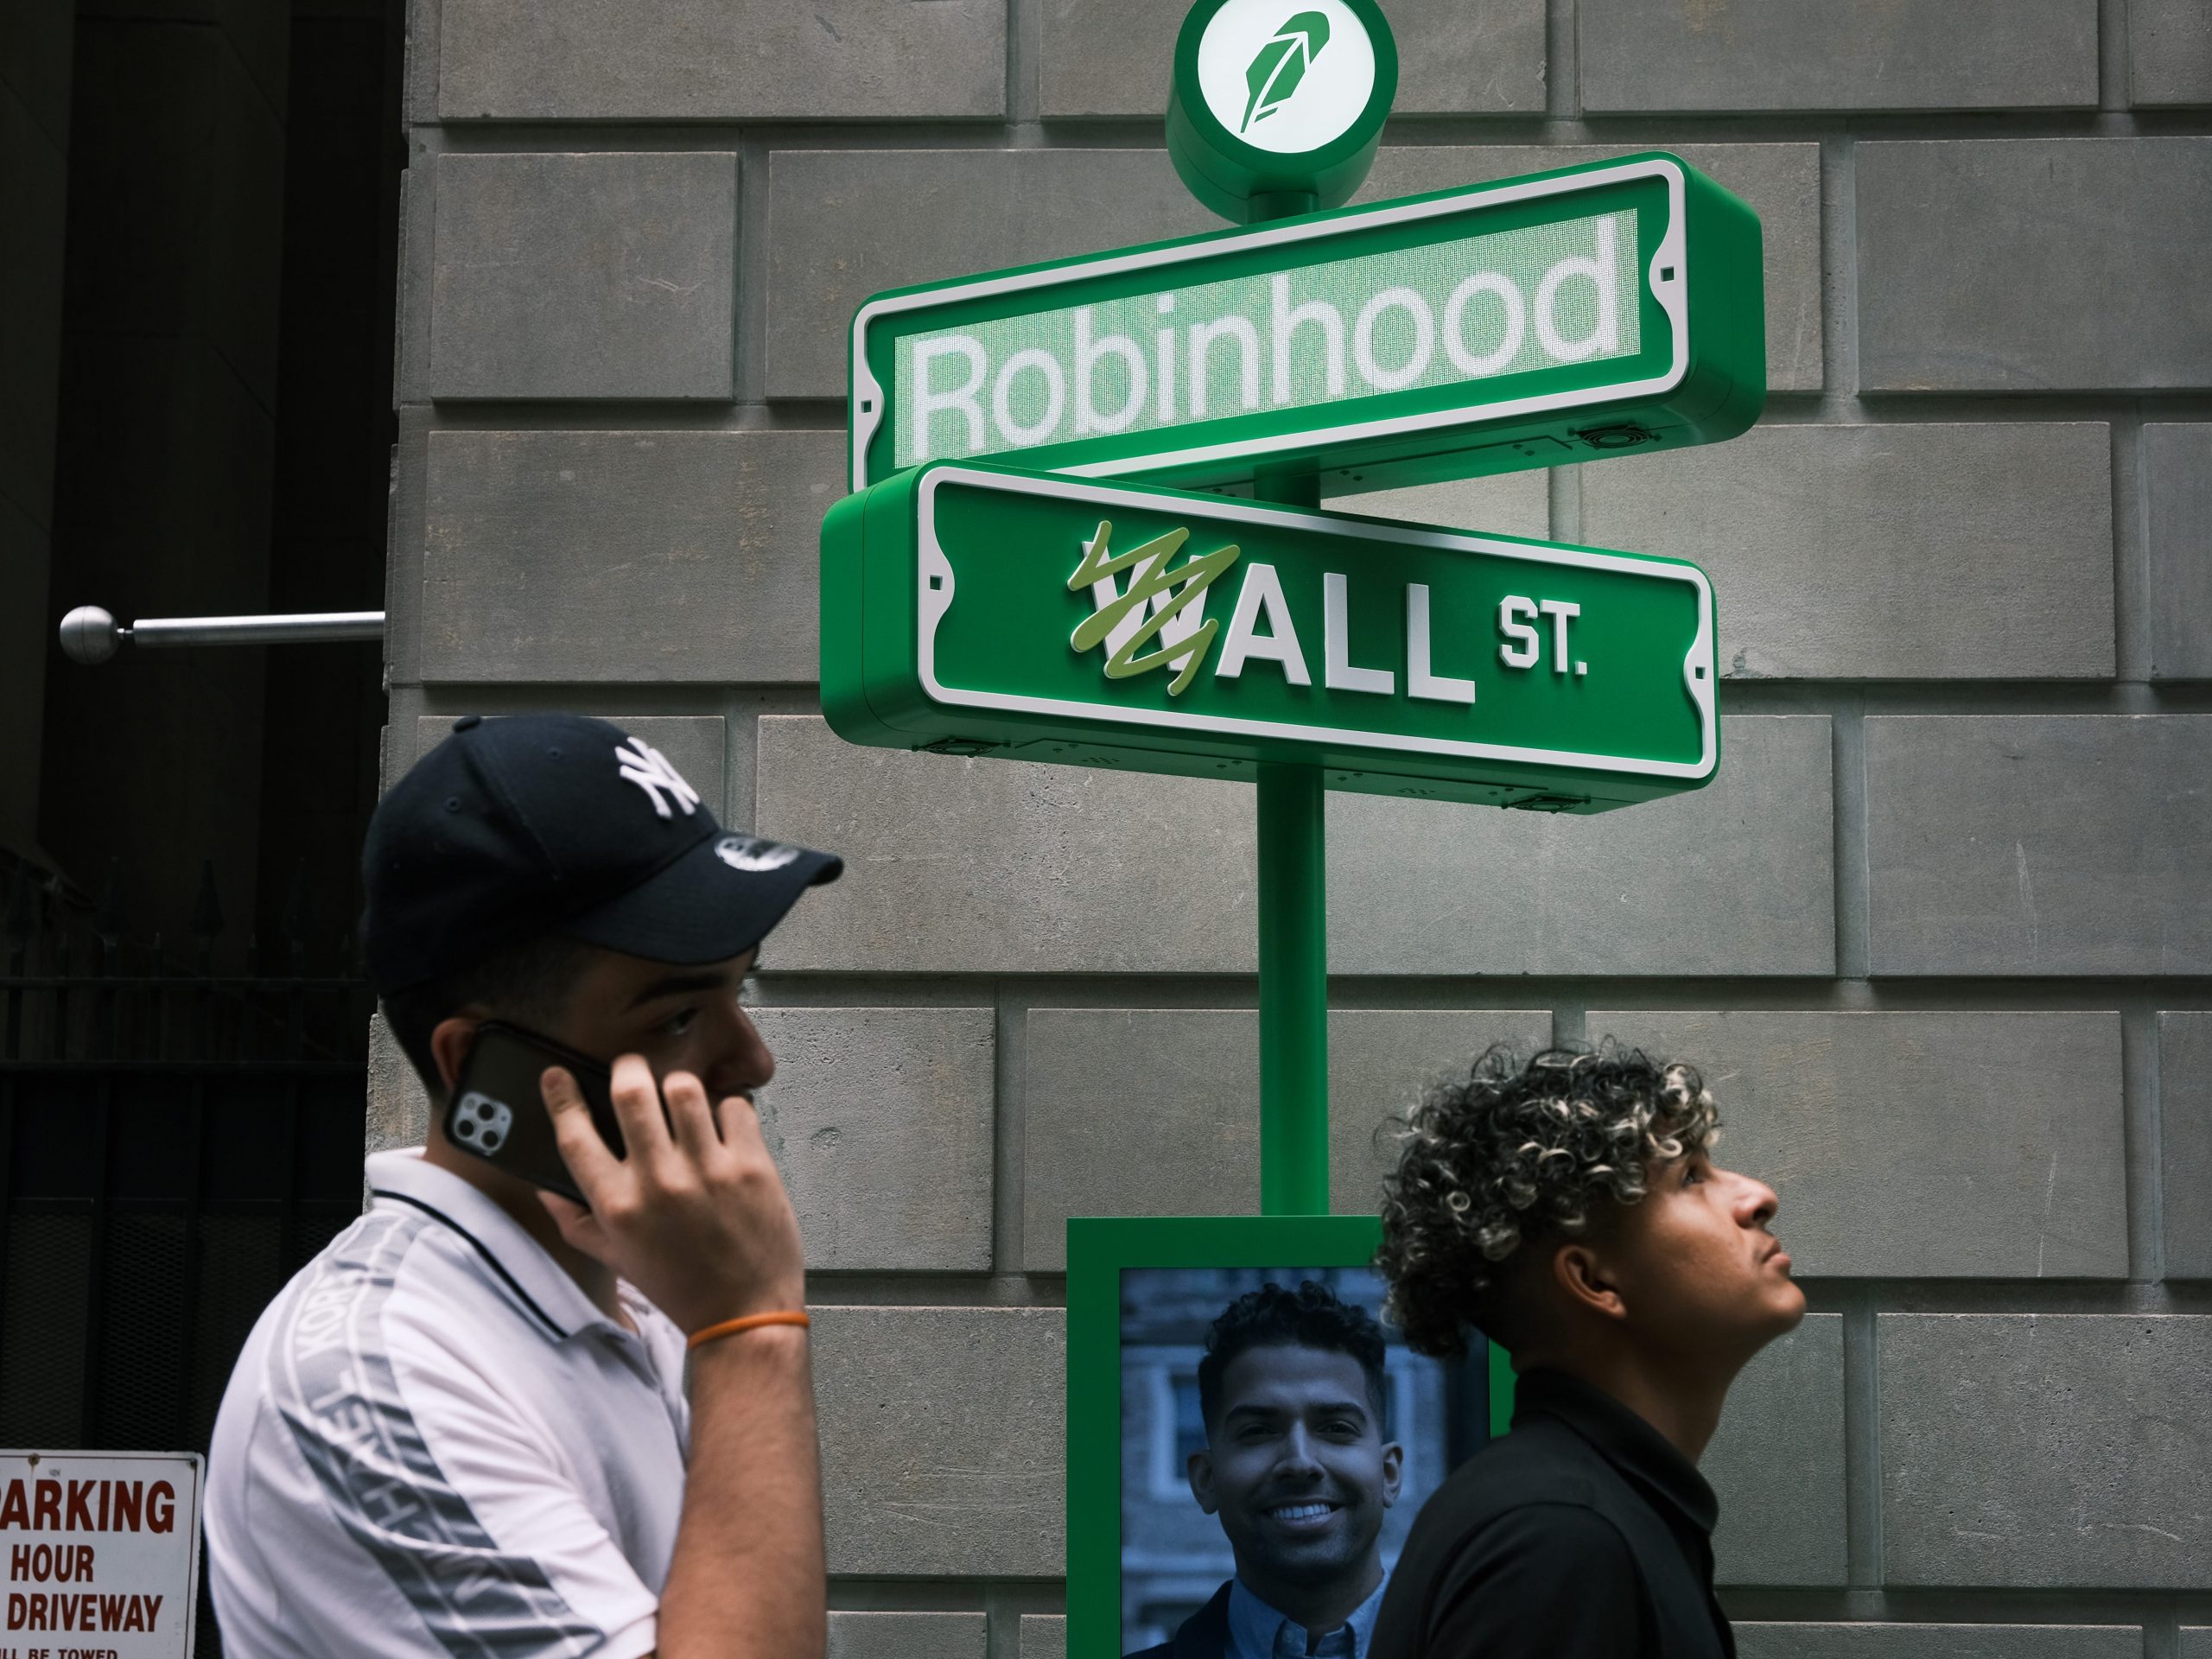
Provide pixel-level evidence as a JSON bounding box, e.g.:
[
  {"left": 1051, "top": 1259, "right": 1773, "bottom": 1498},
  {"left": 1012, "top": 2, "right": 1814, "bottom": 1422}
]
[{"left": 445, "top": 1021, "right": 626, "bottom": 1204}]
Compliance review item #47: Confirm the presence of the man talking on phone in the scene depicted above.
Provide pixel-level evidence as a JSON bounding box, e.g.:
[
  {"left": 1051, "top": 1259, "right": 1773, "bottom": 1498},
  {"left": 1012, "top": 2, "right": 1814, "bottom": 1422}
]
[{"left": 205, "top": 713, "right": 843, "bottom": 1659}]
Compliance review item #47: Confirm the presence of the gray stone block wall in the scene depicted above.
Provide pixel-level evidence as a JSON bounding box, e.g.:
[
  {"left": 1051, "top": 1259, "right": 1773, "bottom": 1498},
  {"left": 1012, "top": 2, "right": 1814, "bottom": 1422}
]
[
  {"left": 1704, "top": 1314, "right": 1848, "bottom": 1586},
  {"left": 1579, "top": 424, "right": 2114, "bottom": 680},
  {"left": 428, "top": 152, "right": 738, "bottom": 400},
  {"left": 1580, "top": 0, "right": 2098, "bottom": 114},
  {"left": 826, "top": 1611, "right": 988, "bottom": 1659},
  {"left": 1858, "top": 140, "right": 2212, "bottom": 391},
  {"left": 2146, "top": 425, "right": 2212, "bottom": 679},
  {"left": 366, "top": 1010, "right": 432, "bottom": 1154},
  {"left": 1585, "top": 1012, "right": 2127, "bottom": 1280},
  {"left": 1865, "top": 717, "right": 2212, "bottom": 976},
  {"left": 1020, "top": 1007, "right": 1552, "bottom": 1269},
  {"left": 813, "top": 1305, "right": 1065, "bottom": 1578},
  {"left": 756, "top": 713, "right": 1254, "bottom": 975},
  {"left": 1326, "top": 715, "right": 1835, "bottom": 977},
  {"left": 437, "top": 0, "right": 1006, "bottom": 121},
  {"left": 384, "top": 3, "right": 2212, "bottom": 1646},
  {"left": 1039, "top": 0, "right": 1547, "bottom": 118},
  {"left": 421, "top": 430, "right": 841, "bottom": 682},
  {"left": 1879, "top": 1316, "right": 2212, "bottom": 1587},
  {"left": 759, "top": 712, "right": 1833, "bottom": 977},
  {"left": 2132, "top": 0, "right": 2212, "bottom": 106},
  {"left": 751, "top": 1006, "right": 997, "bottom": 1273},
  {"left": 1737, "top": 1629, "right": 2143, "bottom": 1659},
  {"left": 2161, "top": 1013, "right": 2212, "bottom": 1280}
]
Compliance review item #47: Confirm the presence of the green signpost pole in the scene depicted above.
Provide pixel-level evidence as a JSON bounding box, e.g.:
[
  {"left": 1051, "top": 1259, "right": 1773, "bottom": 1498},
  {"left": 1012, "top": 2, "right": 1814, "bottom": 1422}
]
[
  {"left": 1251, "top": 465, "right": 1332, "bottom": 1217},
  {"left": 1183, "top": 10, "right": 1338, "bottom": 1221},
  {"left": 1176, "top": 35, "right": 1356, "bottom": 1215},
  {"left": 1255, "top": 755, "right": 1330, "bottom": 1214}
]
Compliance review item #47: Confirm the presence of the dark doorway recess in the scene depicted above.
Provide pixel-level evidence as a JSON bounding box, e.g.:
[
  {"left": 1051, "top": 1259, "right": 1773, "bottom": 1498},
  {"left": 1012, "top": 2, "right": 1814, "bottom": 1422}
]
[
  {"left": 36, "top": 0, "right": 400, "bottom": 954},
  {"left": 3, "top": 0, "right": 404, "bottom": 1646}
]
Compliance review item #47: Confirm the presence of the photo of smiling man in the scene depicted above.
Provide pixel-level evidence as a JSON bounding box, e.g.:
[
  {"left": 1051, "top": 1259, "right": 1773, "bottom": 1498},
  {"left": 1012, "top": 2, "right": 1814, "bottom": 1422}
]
[{"left": 1124, "top": 1278, "right": 1417, "bottom": 1659}]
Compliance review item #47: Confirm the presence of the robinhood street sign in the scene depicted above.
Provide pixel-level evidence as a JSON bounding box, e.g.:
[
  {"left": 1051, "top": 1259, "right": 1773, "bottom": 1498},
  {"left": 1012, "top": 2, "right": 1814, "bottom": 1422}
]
[
  {"left": 823, "top": 463, "right": 1717, "bottom": 812},
  {"left": 847, "top": 151, "right": 1764, "bottom": 498}
]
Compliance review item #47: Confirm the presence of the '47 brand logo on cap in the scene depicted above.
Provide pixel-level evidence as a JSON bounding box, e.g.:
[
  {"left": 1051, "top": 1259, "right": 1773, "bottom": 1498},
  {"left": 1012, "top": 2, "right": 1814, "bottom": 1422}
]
[{"left": 716, "top": 836, "right": 804, "bottom": 873}]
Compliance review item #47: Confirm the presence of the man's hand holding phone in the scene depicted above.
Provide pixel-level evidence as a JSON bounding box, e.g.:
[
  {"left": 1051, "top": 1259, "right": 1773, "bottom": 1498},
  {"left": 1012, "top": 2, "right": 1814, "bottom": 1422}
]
[
  {"left": 535, "top": 1053, "right": 825, "bottom": 1658},
  {"left": 535, "top": 1054, "right": 804, "bottom": 1336}
]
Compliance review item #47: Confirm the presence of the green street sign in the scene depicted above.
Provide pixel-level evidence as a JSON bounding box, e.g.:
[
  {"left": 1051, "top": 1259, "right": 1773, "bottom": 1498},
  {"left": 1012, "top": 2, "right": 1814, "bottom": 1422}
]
[
  {"left": 848, "top": 152, "right": 1764, "bottom": 499},
  {"left": 822, "top": 462, "right": 1719, "bottom": 813},
  {"left": 1164, "top": 0, "right": 1398, "bottom": 223}
]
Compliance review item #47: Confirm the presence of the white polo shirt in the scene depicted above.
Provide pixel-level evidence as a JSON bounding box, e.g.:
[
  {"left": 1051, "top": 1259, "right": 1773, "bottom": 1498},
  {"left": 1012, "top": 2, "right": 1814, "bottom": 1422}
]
[{"left": 206, "top": 1149, "right": 692, "bottom": 1658}]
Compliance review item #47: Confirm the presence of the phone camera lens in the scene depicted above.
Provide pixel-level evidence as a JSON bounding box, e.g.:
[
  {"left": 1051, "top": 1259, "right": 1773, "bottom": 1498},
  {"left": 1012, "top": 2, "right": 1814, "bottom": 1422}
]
[
  {"left": 455, "top": 1120, "right": 477, "bottom": 1141},
  {"left": 480, "top": 1131, "right": 502, "bottom": 1151}
]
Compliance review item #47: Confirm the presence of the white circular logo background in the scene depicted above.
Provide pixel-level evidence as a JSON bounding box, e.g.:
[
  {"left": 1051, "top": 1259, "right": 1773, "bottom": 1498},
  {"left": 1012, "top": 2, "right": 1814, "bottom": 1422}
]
[
  {"left": 716, "top": 835, "right": 804, "bottom": 873},
  {"left": 1196, "top": 0, "right": 1376, "bottom": 156}
]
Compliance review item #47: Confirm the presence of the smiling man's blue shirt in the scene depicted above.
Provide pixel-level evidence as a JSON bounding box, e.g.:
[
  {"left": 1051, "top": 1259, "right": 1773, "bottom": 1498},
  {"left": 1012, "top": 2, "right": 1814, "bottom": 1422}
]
[{"left": 1227, "top": 1573, "right": 1388, "bottom": 1659}]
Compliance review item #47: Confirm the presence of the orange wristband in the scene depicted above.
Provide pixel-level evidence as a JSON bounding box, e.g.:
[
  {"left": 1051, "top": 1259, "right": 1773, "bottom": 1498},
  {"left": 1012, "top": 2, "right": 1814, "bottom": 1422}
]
[{"left": 687, "top": 1310, "right": 811, "bottom": 1350}]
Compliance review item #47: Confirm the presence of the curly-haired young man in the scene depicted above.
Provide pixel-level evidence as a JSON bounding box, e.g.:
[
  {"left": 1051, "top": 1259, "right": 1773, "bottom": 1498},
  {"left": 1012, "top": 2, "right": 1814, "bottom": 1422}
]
[
  {"left": 1368, "top": 1043, "right": 1803, "bottom": 1659},
  {"left": 1131, "top": 1282, "right": 1404, "bottom": 1659}
]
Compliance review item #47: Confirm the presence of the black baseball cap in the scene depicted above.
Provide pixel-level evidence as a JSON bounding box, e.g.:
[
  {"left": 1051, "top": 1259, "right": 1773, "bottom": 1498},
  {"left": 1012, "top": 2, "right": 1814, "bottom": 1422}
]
[{"left": 363, "top": 713, "right": 841, "bottom": 997}]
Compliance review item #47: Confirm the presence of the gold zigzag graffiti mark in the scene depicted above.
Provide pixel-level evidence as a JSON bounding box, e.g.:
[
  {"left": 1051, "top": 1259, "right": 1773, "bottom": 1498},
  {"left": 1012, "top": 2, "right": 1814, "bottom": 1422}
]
[{"left": 1067, "top": 518, "right": 1243, "bottom": 697}]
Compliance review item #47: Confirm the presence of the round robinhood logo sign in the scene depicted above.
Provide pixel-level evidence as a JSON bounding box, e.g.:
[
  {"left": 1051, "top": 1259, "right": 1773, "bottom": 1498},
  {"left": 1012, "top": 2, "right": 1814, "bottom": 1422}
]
[
  {"left": 1195, "top": 0, "right": 1377, "bottom": 155},
  {"left": 1166, "top": 0, "right": 1395, "bottom": 221}
]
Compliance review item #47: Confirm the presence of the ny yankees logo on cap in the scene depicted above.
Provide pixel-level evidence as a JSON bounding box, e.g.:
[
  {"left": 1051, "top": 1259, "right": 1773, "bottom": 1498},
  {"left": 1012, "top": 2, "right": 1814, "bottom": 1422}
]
[{"left": 615, "top": 738, "right": 701, "bottom": 820}]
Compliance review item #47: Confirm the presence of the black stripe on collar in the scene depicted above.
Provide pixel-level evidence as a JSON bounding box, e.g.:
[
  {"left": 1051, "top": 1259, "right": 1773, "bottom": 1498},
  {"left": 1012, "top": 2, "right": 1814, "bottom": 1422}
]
[{"left": 372, "top": 1188, "right": 571, "bottom": 1341}]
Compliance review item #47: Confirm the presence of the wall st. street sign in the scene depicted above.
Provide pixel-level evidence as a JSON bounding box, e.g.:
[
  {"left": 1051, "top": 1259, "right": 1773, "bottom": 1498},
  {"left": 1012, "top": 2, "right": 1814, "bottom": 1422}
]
[
  {"left": 823, "top": 463, "right": 1718, "bottom": 812},
  {"left": 847, "top": 151, "right": 1764, "bottom": 499}
]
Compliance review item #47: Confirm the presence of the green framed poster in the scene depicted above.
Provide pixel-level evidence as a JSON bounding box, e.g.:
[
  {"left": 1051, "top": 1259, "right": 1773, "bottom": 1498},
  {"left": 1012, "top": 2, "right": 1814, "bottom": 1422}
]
[
  {"left": 847, "top": 151, "right": 1763, "bottom": 498},
  {"left": 821, "top": 461, "right": 1719, "bottom": 813},
  {"left": 1068, "top": 1216, "right": 1512, "bottom": 1659}
]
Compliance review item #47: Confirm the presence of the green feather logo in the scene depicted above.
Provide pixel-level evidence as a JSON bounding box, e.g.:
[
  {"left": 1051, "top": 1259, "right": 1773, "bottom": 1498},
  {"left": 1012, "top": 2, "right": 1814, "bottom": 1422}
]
[{"left": 1240, "top": 10, "right": 1332, "bottom": 134}]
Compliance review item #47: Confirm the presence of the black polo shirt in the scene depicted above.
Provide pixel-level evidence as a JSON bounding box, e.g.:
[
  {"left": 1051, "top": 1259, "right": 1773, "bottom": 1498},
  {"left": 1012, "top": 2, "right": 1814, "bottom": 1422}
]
[{"left": 1370, "top": 1368, "right": 1733, "bottom": 1659}]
